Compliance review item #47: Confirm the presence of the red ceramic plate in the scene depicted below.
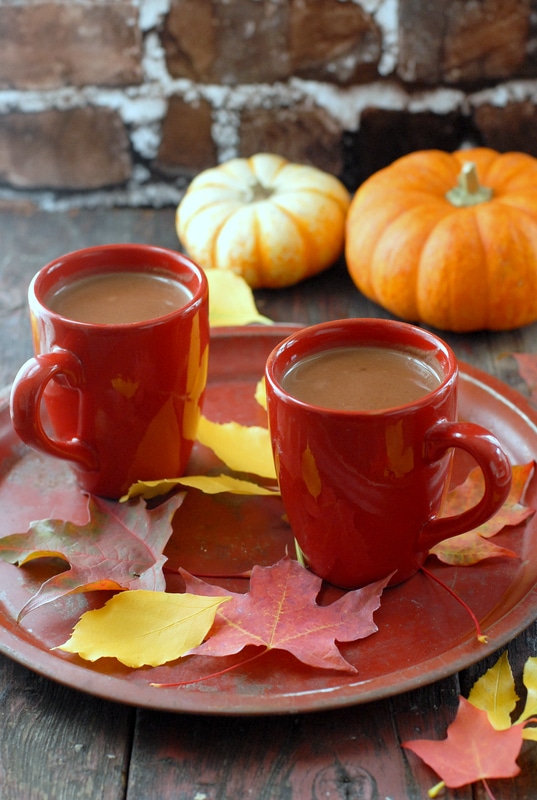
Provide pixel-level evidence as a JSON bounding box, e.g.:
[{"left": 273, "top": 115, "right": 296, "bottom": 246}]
[{"left": 0, "top": 325, "right": 536, "bottom": 715}]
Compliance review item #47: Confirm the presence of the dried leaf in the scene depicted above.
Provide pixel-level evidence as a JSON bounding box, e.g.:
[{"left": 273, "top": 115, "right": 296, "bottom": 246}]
[
  {"left": 431, "top": 462, "right": 534, "bottom": 565},
  {"left": 122, "top": 479, "right": 186, "bottom": 501},
  {"left": 195, "top": 415, "right": 276, "bottom": 479},
  {"left": 172, "top": 474, "right": 278, "bottom": 495},
  {"left": 0, "top": 494, "right": 183, "bottom": 618},
  {"left": 443, "top": 462, "right": 534, "bottom": 537},
  {"left": 430, "top": 533, "right": 517, "bottom": 565},
  {"left": 403, "top": 696, "right": 524, "bottom": 789},
  {"left": 512, "top": 353, "right": 537, "bottom": 404},
  {"left": 57, "top": 590, "right": 230, "bottom": 667},
  {"left": 206, "top": 269, "right": 272, "bottom": 327},
  {"left": 520, "top": 657, "right": 537, "bottom": 727},
  {"left": 468, "top": 651, "right": 519, "bottom": 730},
  {"left": 124, "top": 474, "right": 279, "bottom": 501},
  {"left": 404, "top": 654, "right": 537, "bottom": 793},
  {"left": 181, "top": 557, "right": 390, "bottom": 673},
  {"left": 255, "top": 377, "right": 267, "bottom": 409}
]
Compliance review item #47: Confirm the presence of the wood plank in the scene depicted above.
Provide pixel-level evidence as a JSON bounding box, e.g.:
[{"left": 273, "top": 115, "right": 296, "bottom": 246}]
[
  {"left": 127, "top": 678, "right": 471, "bottom": 800},
  {"left": 0, "top": 654, "right": 133, "bottom": 800}
]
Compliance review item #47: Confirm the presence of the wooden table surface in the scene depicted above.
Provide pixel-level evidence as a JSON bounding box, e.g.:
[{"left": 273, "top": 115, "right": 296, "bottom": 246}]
[{"left": 0, "top": 206, "right": 536, "bottom": 800}]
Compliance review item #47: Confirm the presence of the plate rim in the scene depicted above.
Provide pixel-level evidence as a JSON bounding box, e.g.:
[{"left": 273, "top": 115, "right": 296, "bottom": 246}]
[{"left": 0, "top": 323, "right": 536, "bottom": 715}]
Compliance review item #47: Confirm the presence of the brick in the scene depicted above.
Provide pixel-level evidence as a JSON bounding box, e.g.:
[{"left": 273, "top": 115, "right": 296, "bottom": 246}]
[
  {"left": 398, "top": 0, "right": 530, "bottom": 84},
  {"left": 163, "top": 0, "right": 379, "bottom": 86},
  {"left": 161, "top": 0, "right": 217, "bottom": 82},
  {"left": 474, "top": 102, "right": 537, "bottom": 157},
  {"left": 239, "top": 105, "right": 344, "bottom": 177},
  {"left": 1, "top": 0, "right": 536, "bottom": 203},
  {"left": 397, "top": 0, "right": 443, "bottom": 84},
  {"left": 0, "top": 109, "right": 132, "bottom": 190},
  {"left": 289, "top": 0, "right": 381, "bottom": 84},
  {"left": 0, "top": 2, "right": 143, "bottom": 90},
  {"left": 442, "top": 0, "right": 529, "bottom": 84},
  {"left": 156, "top": 97, "right": 217, "bottom": 174},
  {"left": 163, "top": 0, "right": 290, "bottom": 84}
]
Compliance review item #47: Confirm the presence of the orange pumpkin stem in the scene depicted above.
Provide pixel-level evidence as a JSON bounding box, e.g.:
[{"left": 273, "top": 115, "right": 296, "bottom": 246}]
[{"left": 446, "top": 161, "right": 493, "bottom": 207}]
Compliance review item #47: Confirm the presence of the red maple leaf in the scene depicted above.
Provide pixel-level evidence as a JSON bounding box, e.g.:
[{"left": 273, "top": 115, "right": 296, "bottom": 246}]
[
  {"left": 180, "top": 557, "right": 390, "bottom": 672},
  {"left": 0, "top": 493, "right": 184, "bottom": 618},
  {"left": 403, "top": 697, "right": 524, "bottom": 790}
]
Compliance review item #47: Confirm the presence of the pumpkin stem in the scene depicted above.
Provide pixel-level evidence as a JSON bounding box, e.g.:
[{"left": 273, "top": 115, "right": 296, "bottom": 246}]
[
  {"left": 445, "top": 161, "right": 493, "bottom": 207},
  {"left": 242, "top": 179, "right": 274, "bottom": 203}
]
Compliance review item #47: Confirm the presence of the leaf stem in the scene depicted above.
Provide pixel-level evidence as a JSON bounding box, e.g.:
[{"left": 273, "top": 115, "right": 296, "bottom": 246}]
[
  {"left": 150, "top": 647, "right": 269, "bottom": 688},
  {"left": 163, "top": 565, "right": 252, "bottom": 579},
  {"left": 482, "top": 778, "right": 497, "bottom": 800},
  {"left": 428, "top": 780, "right": 445, "bottom": 797},
  {"left": 419, "top": 565, "right": 487, "bottom": 642}
]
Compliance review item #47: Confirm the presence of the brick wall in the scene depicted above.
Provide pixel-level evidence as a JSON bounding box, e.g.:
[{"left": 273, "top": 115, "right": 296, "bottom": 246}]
[{"left": 1, "top": 0, "right": 537, "bottom": 210}]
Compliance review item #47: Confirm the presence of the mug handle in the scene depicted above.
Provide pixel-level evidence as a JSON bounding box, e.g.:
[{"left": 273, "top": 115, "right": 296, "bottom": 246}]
[
  {"left": 419, "top": 421, "right": 512, "bottom": 551},
  {"left": 10, "top": 349, "right": 98, "bottom": 470}
]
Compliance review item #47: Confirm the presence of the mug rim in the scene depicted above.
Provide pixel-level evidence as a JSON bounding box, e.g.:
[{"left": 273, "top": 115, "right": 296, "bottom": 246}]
[
  {"left": 265, "top": 317, "right": 458, "bottom": 416},
  {"left": 28, "top": 243, "right": 207, "bottom": 329}
]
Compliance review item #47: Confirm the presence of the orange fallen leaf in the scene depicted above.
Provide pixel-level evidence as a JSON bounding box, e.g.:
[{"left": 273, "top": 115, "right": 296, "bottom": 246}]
[
  {"left": 404, "top": 697, "right": 524, "bottom": 792},
  {"left": 430, "top": 533, "right": 517, "bottom": 566},
  {"left": 403, "top": 652, "right": 537, "bottom": 797},
  {"left": 431, "top": 462, "right": 535, "bottom": 565}
]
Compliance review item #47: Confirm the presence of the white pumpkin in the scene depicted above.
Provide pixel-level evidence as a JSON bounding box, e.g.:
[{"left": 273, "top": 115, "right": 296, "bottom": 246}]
[{"left": 176, "top": 153, "right": 351, "bottom": 289}]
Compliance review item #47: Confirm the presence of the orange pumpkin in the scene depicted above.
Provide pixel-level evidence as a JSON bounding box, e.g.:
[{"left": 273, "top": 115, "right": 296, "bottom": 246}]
[
  {"left": 176, "top": 153, "right": 350, "bottom": 289},
  {"left": 345, "top": 147, "right": 537, "bottom": 332}
]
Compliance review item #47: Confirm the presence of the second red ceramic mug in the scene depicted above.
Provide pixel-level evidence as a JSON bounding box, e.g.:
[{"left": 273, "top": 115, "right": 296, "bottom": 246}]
[
  {"left": 265, "top": 318, "right": 512, "bottom": 589},
  {"left": 10, "top": 244, "right": 209, "bottom": 499}
]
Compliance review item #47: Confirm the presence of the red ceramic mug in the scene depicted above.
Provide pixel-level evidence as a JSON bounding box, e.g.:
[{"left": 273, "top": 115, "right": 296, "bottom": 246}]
[
  {"left": 10, "top": 244, "right": 209, "bottom": 499},
  {"left": 265, "top": 319, "right": 512, "bottom": 589}
]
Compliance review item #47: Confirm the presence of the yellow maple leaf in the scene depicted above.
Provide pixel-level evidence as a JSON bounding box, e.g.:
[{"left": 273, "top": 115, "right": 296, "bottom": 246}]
[
  {"left": 124, "top": 473, "right": 279, "bottom": 501},
  {"left": 196, "top": 415, "right": 277, "bottom": 479},
  {"left": 207, "top": 269, "right": 272, "bottom": 327},
  {"left": 57, "top": 590, "right": 230, "bottom": 668},
  {"left": 174, "top": 474, "right": 278, "bottom": 494}
]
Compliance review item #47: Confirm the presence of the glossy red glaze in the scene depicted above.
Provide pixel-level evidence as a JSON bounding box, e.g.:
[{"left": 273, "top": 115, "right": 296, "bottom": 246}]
[
  {"left": 265, "top": 319, "right": 512, "bottom": 589},
  {"left": 9, "top": 245, "right": 209, "bottom": 498}
]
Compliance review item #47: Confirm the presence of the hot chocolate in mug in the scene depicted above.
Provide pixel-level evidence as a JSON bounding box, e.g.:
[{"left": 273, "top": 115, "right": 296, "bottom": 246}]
[
  {"left": 265, "top": 318, "right": 512, "bottom": 589},
  {"left": 10, "top": 244, "right": 209, "bottom": 499}
]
